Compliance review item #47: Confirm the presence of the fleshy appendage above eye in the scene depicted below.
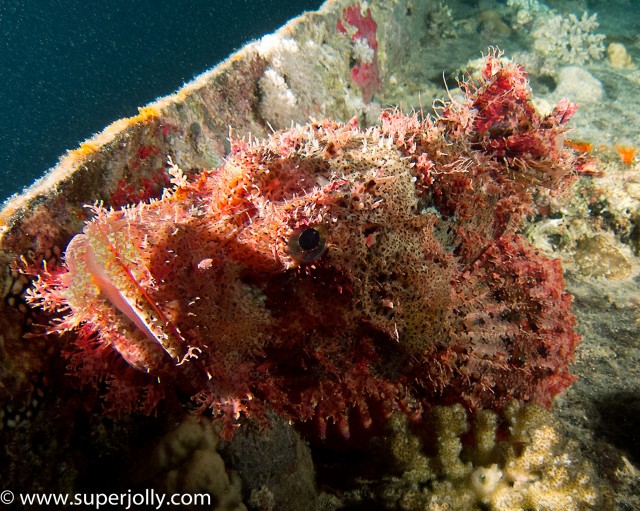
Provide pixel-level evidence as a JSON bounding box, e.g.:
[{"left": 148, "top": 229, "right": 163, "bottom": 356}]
[{"left": 287, "top": 225, "right": 328, "bottom": 263}]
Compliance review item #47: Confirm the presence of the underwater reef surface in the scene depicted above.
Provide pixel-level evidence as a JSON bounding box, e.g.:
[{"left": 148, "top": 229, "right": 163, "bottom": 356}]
[{"left": 1, "top": 0, "right": 639, "bottom": 509}]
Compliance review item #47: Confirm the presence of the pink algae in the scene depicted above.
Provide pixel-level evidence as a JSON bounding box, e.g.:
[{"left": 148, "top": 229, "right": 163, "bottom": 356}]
[
  {"left": 27, "top": 52, "right": 587, "bottom": 440},
  {"left": 338, "top": 3, "right": 381, "bottom": 102}
]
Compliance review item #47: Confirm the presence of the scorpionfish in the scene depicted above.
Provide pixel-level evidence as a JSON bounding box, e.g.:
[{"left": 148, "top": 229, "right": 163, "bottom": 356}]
[{"left": 28, "top": 53, "right": 586, "bottom": 439}]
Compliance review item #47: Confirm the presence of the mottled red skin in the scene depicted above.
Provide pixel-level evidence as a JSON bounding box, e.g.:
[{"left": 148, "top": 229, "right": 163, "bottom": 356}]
[
  {"left": 27, "top": 52, "right": 583, "bottom": 440},
  {"left": 110, "top": 169, "right": 170, "bottom": 209}
]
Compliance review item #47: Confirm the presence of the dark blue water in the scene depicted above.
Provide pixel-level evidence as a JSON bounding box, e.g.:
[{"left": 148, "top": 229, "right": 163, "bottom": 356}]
[{"left": 0, "top": 0, "right": 324, "bottom": 203}]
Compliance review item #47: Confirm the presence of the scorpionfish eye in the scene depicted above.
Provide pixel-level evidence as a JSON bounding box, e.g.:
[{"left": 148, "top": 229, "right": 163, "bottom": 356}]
[{"left": 288, "top": 225, "right": 328, "bottom": 263}]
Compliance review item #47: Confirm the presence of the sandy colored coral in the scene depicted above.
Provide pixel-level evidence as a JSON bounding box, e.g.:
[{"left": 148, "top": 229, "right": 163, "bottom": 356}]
[
  {"left": 507, "top": 0, "right": 547, "bottom": 27},
  {"left": 380, "top": 402, "right": 602, "bottom": 511},
  {"left": 134, "top": 415, "right": 246, "bottom": 511},
  {"left": 531, "top": 10, "right": 605, "bottom": 74},
  {"left": 607, "top": 42, "right": 634, "bottom": 69},
  {"left": 256, "top": 36, "right": 326, "bottom": 128}
]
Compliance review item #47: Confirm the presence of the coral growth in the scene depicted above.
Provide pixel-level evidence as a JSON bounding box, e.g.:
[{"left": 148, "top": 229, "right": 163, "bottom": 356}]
[
  {"left": 256, "top": 36, "right": 325, "bottom": 129},
  {"left": 607, "top": 42, "right": 635, "bottom": 70},
  {"left": 532, "top": 11, "right": 605, "bottom": 68},
  {"left": 507, "top": 0, "right": 548, "bottom": 28},
  {"left": 134, "top": 415, "right": 246, "bottom": 511},
  {"left": 376, "top": 402, "right": 601, "bottom": 510},
  {"left": 223, "top": 414, "right": 317, "bottom": 511},
  {"left": 505, "top": 1, "right": 605, "bottom": 75},
  {"left": 337, "top": 3, "right": 381, "bottom": 102},
  {"left": 27, "top": 51, "right": 584, "bottom": 439}
]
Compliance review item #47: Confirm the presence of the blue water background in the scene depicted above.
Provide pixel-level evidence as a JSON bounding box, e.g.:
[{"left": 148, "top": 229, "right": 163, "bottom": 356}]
[{"left": 0, "top": 0, "right": 324, "bottom": 203}]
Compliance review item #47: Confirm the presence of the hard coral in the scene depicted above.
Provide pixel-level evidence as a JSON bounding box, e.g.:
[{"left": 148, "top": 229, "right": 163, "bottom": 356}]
[
  {"left": 378, "top": 402, "right": 601, "bottom": 510},
  {"left": 531, "top": 10, "right": 605, "bottom": 74},
  {"left": 133, "top": 415, "right": 246, "bottom": 511},
  {"left": 27, "top": 51, "right": 583, "bottom": 439}
]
